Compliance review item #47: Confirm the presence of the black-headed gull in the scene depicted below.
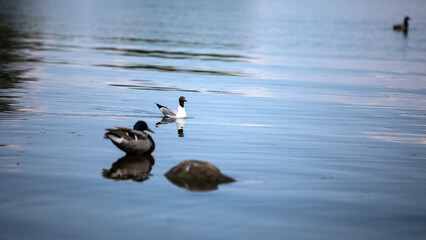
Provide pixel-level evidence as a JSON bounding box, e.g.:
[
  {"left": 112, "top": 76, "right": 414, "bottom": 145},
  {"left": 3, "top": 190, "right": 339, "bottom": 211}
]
[{"left": 155, "top": 96, "right": 187, "bottom": 118}]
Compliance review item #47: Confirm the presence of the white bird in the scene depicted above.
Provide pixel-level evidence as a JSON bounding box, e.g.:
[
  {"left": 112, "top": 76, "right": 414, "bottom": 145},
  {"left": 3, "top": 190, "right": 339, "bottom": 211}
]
[{"left": 155, "top": 96, "right": 187, "bottom": 118}]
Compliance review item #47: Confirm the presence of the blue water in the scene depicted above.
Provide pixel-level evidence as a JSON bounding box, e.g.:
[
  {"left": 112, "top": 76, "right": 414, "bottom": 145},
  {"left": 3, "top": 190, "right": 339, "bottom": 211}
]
[{"left": 1, "top": 0, "right": 426, "bottom": 239}]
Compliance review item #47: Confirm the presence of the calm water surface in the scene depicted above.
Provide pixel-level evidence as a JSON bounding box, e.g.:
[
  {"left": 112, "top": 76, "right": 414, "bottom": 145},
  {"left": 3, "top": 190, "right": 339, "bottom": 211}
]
[{"left": 1, "top": 0, "right": 426, "bottom": 239}]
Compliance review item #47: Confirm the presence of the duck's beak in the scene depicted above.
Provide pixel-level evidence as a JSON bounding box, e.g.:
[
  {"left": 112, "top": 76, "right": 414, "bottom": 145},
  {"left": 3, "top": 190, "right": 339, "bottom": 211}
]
[{"left": 146, "top": 127, "right": 155, "bottom": 133}]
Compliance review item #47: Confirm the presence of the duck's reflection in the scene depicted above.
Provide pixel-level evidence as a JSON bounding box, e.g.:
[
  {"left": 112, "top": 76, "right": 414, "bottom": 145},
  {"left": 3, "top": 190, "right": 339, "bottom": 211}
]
[
  {"left": 102, "top": 154, "right": 155, "bottom": 182},
  {"left": 156, "top": 117, "right": 186, "bottom": 137},
  {"left": 165, "top": 160, "right": 235, "bottom": 192}
]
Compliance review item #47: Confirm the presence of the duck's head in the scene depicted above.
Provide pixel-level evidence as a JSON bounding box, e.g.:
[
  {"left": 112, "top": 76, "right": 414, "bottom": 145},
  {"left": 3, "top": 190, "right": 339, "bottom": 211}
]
[
  {"left": 133, "top": 121, "right": 155, "bottom": 133},
  {"left": 404, "top": 16, "right": 410, "bottom": 23},
  {"left": 179, "top": 96, "right": 187, "bottom": 107}
]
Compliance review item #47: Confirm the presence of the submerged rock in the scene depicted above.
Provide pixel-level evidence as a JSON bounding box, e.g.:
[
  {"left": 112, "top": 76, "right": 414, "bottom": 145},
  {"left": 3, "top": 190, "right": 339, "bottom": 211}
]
[{"left": 165, "top": 160, "right": 235, "bottom": 191}]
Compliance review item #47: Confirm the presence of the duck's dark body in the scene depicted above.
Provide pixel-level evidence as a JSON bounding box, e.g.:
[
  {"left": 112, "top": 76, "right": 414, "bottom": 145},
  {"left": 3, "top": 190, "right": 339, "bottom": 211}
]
[
  {"left": 393, "top": 16, "right": 410, "bottom": 33},
  {"left": 104, "top": 121, "right": 155, "bottom": 155}
]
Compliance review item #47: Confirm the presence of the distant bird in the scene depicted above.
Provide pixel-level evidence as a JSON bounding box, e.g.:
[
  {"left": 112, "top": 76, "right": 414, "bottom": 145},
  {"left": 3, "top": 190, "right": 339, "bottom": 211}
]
[
  {"left": 393, "top": 16, "right": 410, "bottom": 33},
  {"left": 155, "top": 96, "right": 187, "bottom": 118},
  {"left": 104, "top": 121, "right": 155, "bottom": 154}
]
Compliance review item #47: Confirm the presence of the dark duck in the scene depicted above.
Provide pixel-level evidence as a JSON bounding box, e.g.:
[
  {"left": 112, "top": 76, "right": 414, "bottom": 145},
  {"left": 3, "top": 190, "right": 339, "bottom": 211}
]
[
  {"left": 393, "top": 16, "right": 410, "bottom": 34},
  {"left": 104, "top": 121, "right": 155, "bottom": 155}
]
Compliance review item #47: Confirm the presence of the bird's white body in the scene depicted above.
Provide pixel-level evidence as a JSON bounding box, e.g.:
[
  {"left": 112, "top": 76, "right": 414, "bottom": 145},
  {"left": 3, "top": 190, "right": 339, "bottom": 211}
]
[
  {"left": 175, "top": 105, "right": 187, "bottom": 118},
  {"left": 156, "top": 96, "right": 187, "bottom": 119}
]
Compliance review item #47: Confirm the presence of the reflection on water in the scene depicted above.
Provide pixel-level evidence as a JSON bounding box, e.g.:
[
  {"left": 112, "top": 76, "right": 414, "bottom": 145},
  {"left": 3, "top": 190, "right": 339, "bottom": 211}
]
[
  {"left": 91, "top": 35, "right": 251, "bottom": 51},
  {"left": 364, "top": 131, "right": 426, "bottom": 145},
  {"left": 93, "top": 47, "right": 251, "bottom": 63},
  {"left": 102, "top": 155, "right": 236, "bottom": 191},
  {"left": 0, "top": 17, "right": 40, "bottom": 113},
  {"left": 166, "top": 176, "right": 221, "bottom": 191},
  {"left": 97, "top": 63, "right": 246, "bottom": 77},
  {"left": 156, "top": 117, "right": 186, "bottom": 137},
  {"left": 1, "top": 0, "right": 426, "bottom": 239},
  {"left": 102, "top": 154, "right": 155, "bottom": 182},
  {"left": 109, "top": 80, "right": 239, "bottom": 96}
]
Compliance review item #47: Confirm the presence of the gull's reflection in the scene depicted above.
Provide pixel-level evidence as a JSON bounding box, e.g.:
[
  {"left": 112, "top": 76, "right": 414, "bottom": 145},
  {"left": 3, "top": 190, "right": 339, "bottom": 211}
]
[
  {"left": 165, "top": 160, "right": 235, "bottom": 191},
  {"left": 156, "top": 117, "right": 186, "bottom": 137},
  {"left": 102, "top": 154, "right": 155, "bottom": 182}
]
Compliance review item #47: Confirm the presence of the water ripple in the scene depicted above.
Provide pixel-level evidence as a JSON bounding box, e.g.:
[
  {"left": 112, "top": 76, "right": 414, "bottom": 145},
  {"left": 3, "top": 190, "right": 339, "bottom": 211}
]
[
  {"left": 96, "top": 63, "right": 247, "bottom": 77},
  {"left": 93, "top": 47, "right": 251, "bottom": 63},
  {"left": 108, "top": 83, "right": 238, "bottom": 96}
]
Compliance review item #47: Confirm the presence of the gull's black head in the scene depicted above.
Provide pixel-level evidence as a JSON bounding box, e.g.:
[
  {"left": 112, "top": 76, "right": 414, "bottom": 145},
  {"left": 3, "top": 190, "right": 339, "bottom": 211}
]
[
  {"left": 179, "top": 96, "right": 187, "bottom": 107},
  {"left": 133, "top": 121, "right": 155, "bottom": 133}
]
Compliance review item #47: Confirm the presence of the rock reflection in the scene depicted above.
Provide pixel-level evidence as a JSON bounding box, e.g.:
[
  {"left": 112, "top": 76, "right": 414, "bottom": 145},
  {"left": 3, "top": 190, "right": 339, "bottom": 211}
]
[
  {"left": 165, "top": 160, "right": 235, "bottom": 191},
  {"left": 156, "top": 117, "right": 186, "bottom": 137},
  {"left": 102, "top": 154, "right": 155, "bottom": 182}
]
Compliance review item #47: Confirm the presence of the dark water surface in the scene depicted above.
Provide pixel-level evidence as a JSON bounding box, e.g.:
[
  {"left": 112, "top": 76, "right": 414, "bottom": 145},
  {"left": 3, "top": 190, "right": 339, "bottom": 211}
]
[{"left": 1, "top": 0, "right": 426, "bottom": 239}]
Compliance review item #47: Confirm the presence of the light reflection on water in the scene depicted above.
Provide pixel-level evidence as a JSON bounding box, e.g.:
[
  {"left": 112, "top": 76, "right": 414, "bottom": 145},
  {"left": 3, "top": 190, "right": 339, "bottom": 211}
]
[
  {"left": 1, "top": 0, "right": 426, "bottom": 239},
  {"left": 365, "top": 131, "right": 426, "bottom": 145}
]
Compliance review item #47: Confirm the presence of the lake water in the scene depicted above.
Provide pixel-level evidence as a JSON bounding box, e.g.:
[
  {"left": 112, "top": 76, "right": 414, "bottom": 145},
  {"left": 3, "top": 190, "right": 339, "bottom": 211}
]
[{"left": 1, "top": 0, "right": 426, "bottom": 239}]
